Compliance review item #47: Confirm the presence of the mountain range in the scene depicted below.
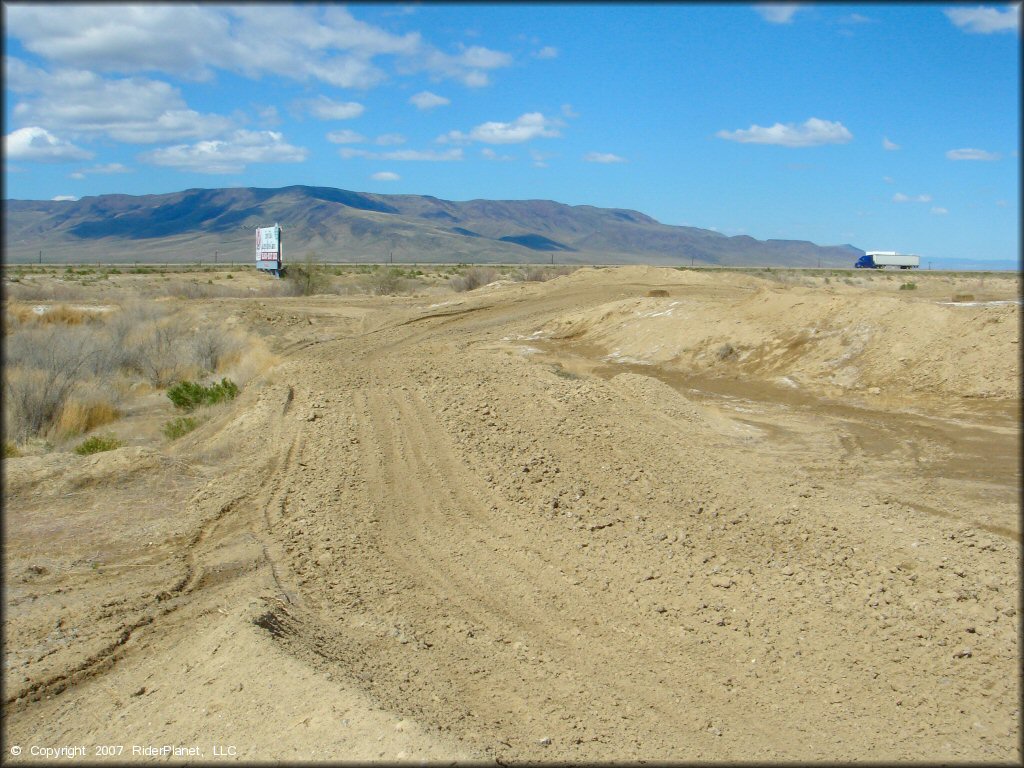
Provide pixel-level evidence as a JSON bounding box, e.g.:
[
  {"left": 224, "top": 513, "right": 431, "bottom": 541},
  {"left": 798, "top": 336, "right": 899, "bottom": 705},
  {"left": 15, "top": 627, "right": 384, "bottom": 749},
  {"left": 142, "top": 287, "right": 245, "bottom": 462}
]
[{"left": 4, "top": 185, "right": 863, "bottom": 267}]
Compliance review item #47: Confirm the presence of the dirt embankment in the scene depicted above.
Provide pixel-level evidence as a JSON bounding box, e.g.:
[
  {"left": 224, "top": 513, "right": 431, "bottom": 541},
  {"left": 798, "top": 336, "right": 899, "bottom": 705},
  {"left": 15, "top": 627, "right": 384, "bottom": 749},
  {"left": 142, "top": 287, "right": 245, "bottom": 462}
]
[{"left": 3, "top": 267, "right": 1019, "bottom": 763}]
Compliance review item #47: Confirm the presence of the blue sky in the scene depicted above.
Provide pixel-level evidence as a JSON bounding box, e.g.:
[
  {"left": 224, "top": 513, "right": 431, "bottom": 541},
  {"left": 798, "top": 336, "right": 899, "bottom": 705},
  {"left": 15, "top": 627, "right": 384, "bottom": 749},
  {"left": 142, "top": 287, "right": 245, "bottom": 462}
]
[{"left": 4, "top": 3, "right": 1020, "bottom": 266}]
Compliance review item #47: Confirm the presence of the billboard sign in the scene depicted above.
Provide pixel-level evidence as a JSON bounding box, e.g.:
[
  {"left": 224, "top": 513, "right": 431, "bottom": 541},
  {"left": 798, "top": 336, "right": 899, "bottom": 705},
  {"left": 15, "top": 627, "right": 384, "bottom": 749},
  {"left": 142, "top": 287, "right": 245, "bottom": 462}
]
[{"left": 255, "top": 224, "right": 282, "bottom": 273}]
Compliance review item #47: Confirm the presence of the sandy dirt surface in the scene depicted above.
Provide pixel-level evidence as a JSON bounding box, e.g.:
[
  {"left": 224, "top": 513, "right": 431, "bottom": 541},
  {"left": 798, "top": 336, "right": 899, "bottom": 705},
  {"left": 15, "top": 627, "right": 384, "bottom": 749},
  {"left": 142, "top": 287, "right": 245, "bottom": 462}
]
[{"left": 4, "top": 266, "right": 1020, "bottom": 762}]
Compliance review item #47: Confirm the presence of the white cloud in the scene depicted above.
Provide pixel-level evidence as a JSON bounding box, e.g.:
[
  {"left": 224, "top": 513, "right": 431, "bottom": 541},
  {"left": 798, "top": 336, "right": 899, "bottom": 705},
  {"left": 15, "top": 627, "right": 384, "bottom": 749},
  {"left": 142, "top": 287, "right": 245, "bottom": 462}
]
[
  {"left": 140, "top": 129, "right": 307, "bottom": 173},
  {"left": 52, "top": 195, "right": 79, "bottom": 201},
  {"left": 458, "top": 45, "right": 513, "bottom": 69},
  {"left": 945, "top": 5, "right": 1020, "bottom": 34},
  {"left": 893, "top": 192, "right": 932, "bottom": 203},
  {"left": 409, "top": 91, "right": 450, "bottom": 110},
  {"left": 561, "top": 104, "right": 579, "bottom": 119},
  {"left": 374, "top": 133, "right": 406, "bottom": 146},
  {"left": 371, "top": 171, "right": 400, "bottom": 181},
  {"left": 883, "top": 137, "right": 900, "bottom": 151},
  {"left": 326, "top": 129, "right": 366, "bottom": 144},
  {"left": 5, "top": 5, "right": 518, "bottom": 92},
  {"left": 8, "top": 59, "right": 233, "bottom": 143},
  {"left": 946, "top": 147, "right": 1001, "bottom": 161},
  {"left": 402, "top": 43, "right": 513, "bottom": 87},
  {"left": 75, "top": 162, "right": 132, "bottom": 175},
  {"left": 4, "top": 126, "right": 93, "bottom": 162},
  {"left": 585, "top": 152, "right": 626, "bottom": 163},
  {"left": 340, "top": 147, "right": 463, "bottom": 161},
  {"left": 883, "top": 176, "right": 895, "bottom": 184},
  {"left": 716, "top": 117, "right": 852, "bottom": 147},
  {"left": 755, "top": 4, "right": 805, "bottom": 24},
  {"left": 481, "top": 148, "right": 513, "bottom": 161},
  {"left": 305, "top": 97, "right": 365, "bottom": 120},
  {"left": 440, "top": 112, "right": 562, "bottom": 145},
  {"left": 534, "top": 46, "right": 558, "bottom": 59},
  {"left": 4, "top": 4, "right": 420, "bottom": 88},
  {"left": 530, "top": 148, "right": 553, "bottom": 168},
  {"left": 839, "top": 13, "right": 875, "bottom": 24},
  {"left": 931, "top": 206, "right": 949, "bottom": 215}
]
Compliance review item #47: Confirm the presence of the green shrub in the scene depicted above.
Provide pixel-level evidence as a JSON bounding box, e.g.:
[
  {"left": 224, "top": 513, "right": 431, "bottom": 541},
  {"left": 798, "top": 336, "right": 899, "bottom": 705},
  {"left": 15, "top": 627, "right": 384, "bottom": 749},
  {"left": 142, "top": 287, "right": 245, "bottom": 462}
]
[
  {"left": 167, "top": 378, "right": 239, "bottom": 411},
  {"left": 4, "top": 441, "right": 20, "bottom": 458},
  {"left": 899, "top": 282, "right": 917, "bottom": 291},
  {"left": 162, "top": 416, "right": 199, "bottom": 439},
  {"left": 74, "top": 434, "right": 123, "bottom": 455}
]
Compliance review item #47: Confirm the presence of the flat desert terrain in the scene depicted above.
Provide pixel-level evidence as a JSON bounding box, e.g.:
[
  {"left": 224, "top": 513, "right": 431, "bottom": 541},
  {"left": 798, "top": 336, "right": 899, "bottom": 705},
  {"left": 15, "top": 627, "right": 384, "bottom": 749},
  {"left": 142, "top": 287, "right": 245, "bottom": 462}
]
[{"left": 4, "top": 265, "right": 1020, "bottom": 762}]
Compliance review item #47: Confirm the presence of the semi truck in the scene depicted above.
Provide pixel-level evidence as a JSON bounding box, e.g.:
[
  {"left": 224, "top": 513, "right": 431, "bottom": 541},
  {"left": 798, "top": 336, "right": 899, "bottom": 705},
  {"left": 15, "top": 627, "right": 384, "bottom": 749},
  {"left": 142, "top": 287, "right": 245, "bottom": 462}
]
[{"left": 855, "top": 251, "right": 919, "bottom": 269}]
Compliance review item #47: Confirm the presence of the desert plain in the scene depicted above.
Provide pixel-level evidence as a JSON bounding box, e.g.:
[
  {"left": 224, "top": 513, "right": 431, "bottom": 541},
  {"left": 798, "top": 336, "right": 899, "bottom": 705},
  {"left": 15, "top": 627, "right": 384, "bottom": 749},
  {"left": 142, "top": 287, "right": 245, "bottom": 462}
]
[{"left": 3, "top": 263, "right": 1020, "bottom": 762}]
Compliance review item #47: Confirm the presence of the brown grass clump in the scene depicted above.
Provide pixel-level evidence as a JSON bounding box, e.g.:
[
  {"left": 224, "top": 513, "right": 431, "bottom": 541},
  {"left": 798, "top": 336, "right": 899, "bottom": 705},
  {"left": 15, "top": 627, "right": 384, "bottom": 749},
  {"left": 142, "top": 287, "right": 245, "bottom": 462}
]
[
  {"left": 647, "top": 289, "right": 669, "bottom": 298},
  {"left": 450, "top": 267, "right": 498, "bottom": 292},
  {"left": 53, "top": 398, "right": 120, "bottom": 438},
  {"left": 4, "top": 302, "right": 95, "bottom": 326}
]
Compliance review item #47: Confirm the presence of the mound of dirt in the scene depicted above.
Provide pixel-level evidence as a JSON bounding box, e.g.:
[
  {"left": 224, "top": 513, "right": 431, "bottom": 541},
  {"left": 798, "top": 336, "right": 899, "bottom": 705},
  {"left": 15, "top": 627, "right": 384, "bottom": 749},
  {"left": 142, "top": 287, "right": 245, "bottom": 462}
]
[{"left": 540, "top": 283, "right": 1020, "bottom": 401}]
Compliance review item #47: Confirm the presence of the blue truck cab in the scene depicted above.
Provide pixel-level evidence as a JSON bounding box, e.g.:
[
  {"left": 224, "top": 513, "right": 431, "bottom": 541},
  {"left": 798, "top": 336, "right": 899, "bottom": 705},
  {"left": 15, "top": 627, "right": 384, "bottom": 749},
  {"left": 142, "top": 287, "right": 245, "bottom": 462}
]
[{"left": 854, "top": 254, "right": 875, "bottom": 269}]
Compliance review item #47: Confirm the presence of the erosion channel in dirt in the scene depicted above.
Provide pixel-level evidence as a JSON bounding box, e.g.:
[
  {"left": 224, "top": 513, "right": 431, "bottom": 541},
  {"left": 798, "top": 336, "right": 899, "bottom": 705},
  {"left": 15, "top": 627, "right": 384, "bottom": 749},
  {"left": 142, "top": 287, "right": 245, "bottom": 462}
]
[{"left": 4, "top": 266, "right": 1020, "bottom": 762}]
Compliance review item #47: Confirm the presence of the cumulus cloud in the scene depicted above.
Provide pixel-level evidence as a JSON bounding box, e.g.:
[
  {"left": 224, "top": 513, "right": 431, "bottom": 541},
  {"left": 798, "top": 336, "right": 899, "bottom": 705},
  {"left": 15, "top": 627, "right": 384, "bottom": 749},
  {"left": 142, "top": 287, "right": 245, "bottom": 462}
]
[
  {"left": 139, "top": 129, "right": 307, "bottom": 173},
  {"left": 945, "top": 5, "right": 1020, "bottom": 34},
  {"left": 5, "top": 5, "right": 516, "bottom": 91},
  {"left": 716, "top": 117, "right": 852, "bottom": 147},
  {"left": 402, "top": 43, "right": 513, "bottom": 87},
  {"left": 931, "top": 206, "right": 949, "bottom": 215},
  {"left": 326, "top": 129, "right": 366, "bottom": 144},
  {"left": 52, "top": 195, "right": 79, "bottom": 201},
  {"left": 893, "top": 192, "right": 932, "bottom": 203},
  {"left": 4, "top": 126, "right": 93, "bottom": 162},
  {"left": 534, "top": 46, "right": 558, "bottom": 59},
  {"left": 340, "top": 147, "right": 463, "bottom": 161},
  {"left": 946, "top": 147, "right": 1000, "bottom": 161},
  {"left": 371, "top": 171, "right": 400, "bottom": 181},
  {"left": 374, "top": 133, "right": 406, "bottom": 146},
  {"left": 883, "top": 137, "right": 900, "bottom": 151},
  {"left": 9, "top": 59, "right": 233, "bottom": 143},
  {"left": 409, "top": 91, "right": 450, "bottom": 110},
  {"left": 584, "top": 152, "right": 626, "bottom": 163},
  {"left": 4, "top": 4, "right": 419, "bottom": 88},
  {"left": 440, "top": 112, "right": 562, "bottom": 145},
  {"left": 754, "top": 4, "right": 805, "bottom": 24},
  {"left": 305, "top": 97, "right": 365, "bottom": 120},
  {"left": 561, "top": 104, "right": 579, "bottom": 119}
]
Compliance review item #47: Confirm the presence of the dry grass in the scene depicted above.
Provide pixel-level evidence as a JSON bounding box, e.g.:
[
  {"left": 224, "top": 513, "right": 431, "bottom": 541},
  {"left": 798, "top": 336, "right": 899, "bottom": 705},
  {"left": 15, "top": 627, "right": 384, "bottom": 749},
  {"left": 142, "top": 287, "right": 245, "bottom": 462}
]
[
  {"left": 450, "top": 267, "right": 498, "bottom": 292},
  {"left": 54, "top": 398, "right": 120, "bottom": 438},
  {"left": 3, "top": 297, "right": 266, "bottom": 445}
]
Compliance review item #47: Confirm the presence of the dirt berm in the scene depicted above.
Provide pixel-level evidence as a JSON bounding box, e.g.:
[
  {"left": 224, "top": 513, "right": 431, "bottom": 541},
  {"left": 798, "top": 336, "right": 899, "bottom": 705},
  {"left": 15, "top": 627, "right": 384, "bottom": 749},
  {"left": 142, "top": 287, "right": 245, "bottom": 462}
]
[{"left": 4, "top": 266, "right": 1019, "bottom": 762}]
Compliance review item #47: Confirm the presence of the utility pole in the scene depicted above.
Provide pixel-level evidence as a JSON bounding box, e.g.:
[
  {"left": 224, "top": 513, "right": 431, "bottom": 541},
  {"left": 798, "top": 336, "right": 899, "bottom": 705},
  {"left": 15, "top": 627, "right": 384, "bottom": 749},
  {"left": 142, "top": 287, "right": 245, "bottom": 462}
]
[
  {"left": 38, "top": 250, "right": 41, "bottom": 264},
  {"left": 215, "top": 250, "right": 218, "bottom": 264}
]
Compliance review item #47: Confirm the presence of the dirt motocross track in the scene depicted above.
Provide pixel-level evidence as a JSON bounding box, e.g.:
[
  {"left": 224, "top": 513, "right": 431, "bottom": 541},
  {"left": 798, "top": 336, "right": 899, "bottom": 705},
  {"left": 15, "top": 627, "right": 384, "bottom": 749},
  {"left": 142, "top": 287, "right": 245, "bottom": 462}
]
[{"left": 4, "top": 266, "right": 1020, "bottom": 762}]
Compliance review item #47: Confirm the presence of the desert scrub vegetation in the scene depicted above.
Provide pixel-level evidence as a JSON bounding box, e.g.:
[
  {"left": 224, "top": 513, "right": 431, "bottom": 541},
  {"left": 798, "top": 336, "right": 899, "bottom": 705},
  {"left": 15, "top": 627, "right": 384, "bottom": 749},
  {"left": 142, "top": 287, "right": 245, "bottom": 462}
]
[
  {"left": 167, "top": 379, "right": 239, "bottom": 411},
  {"left": 450, "top": 266, "right": 498, "bottom": 292},
  {"left": 3, "top": 299, "right": 259, "bottom": 447},
  {"left": 162, "top": 416, "right": 200, "bottom": 440},
  {"left": 284, "top": 252, "right": 333, "bottom": 296},
  {"left": 73, "top": 434, "right": 123, "bottom": 455}
]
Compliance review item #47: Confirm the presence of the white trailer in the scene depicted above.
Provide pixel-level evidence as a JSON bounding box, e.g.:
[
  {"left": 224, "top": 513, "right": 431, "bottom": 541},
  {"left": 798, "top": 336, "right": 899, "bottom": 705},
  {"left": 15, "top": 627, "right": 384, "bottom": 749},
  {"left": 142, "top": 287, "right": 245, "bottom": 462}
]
[{"left": 856, "top": 251, "right": 920, "bottom": 269}]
